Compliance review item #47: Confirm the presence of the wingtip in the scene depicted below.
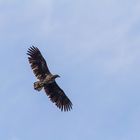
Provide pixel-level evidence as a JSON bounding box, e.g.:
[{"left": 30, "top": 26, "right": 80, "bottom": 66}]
[
  {"left": 27, "top": 46, "right": 38, "bottom": 51},
  {"left": 27, "top": 46, "right": 40, "bottom": 56}
]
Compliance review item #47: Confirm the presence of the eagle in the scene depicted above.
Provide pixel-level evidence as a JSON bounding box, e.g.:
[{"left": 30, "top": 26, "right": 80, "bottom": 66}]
[{"left": 27, "top": 46, "right": 72, "bottom": 111}]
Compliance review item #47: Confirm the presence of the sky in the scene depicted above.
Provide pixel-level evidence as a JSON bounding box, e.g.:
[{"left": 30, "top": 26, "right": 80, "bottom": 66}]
[{"left": 0, "top": 0, "right": 140, "bottom": 140}]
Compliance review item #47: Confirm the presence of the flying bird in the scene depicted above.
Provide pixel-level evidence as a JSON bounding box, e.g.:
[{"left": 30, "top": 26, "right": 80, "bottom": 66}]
[{"left": 27, "top": 46, "right": 72, "bottom": 111}]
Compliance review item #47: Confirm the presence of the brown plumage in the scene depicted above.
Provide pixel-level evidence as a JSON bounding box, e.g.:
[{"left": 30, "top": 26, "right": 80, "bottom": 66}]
[{"left": 27, "top": 46, "right": 72, "bottom": 111}]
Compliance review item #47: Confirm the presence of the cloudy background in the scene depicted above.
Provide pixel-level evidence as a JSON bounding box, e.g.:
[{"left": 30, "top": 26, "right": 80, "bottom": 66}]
[{"left": 0, "top": 0, "right": 140, "bottom": 140}]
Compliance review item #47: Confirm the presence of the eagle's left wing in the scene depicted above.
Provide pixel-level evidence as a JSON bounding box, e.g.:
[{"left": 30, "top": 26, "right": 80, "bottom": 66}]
[
  {"left": 44, "top": 82, "right": 72, "bottom": 111},
  {"left": 27, "top": 46, "right": 51, "bottom": 80}
]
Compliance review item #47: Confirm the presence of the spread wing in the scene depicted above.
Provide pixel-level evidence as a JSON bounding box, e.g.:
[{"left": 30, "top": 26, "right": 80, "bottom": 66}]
[
  {"left": 44, "top": 82, "right": 72, "bottom": 111},
  {"left": 27, "top": 46, "right": 51, "bottom": 80}
]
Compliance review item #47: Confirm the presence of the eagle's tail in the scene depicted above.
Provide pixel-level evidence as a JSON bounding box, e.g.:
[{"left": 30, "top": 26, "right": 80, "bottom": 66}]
[{"left": 34, "top": 81, "right": 44, "bottom": 91}]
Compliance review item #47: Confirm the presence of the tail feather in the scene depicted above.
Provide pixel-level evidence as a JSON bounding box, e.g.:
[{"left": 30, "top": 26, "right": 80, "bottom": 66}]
[{"left": 34, "top": 81, "right": 44, "bottom": 91}]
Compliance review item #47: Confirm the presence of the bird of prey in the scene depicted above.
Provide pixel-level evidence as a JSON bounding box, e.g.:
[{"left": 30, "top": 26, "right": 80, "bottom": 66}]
[{"left": 27, "top": 46, "right": 72, "bottom": 111}]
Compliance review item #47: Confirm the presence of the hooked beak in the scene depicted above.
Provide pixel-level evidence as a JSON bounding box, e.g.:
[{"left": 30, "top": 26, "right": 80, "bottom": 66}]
[{"left": 54, "top": 74, "right": 60, "bottom": 78}]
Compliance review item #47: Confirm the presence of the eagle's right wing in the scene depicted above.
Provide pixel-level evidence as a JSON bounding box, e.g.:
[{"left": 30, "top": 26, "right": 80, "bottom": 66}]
[
  {"left": 44, "top": 81, "right": 72, "bottom": 111},
  {"left": 27, "top": 46, "right": 51, "bottom": 80}
]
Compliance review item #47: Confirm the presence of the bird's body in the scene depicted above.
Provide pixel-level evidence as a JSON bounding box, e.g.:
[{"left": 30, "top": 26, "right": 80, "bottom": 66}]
[
  {"left": 34, "top": 74, "right": 59, "bottom": 91},
  {"left": 27, "top": 46, "right": 72, "bottom": 111}
]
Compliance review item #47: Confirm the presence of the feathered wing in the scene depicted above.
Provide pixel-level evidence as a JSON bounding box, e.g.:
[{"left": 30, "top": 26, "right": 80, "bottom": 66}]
[
  {"left": 44, "top": 82, "right": 72, "bottom": 111},
  {"left": 27, "top": 46, "right": 51, "bottom": 80}
]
